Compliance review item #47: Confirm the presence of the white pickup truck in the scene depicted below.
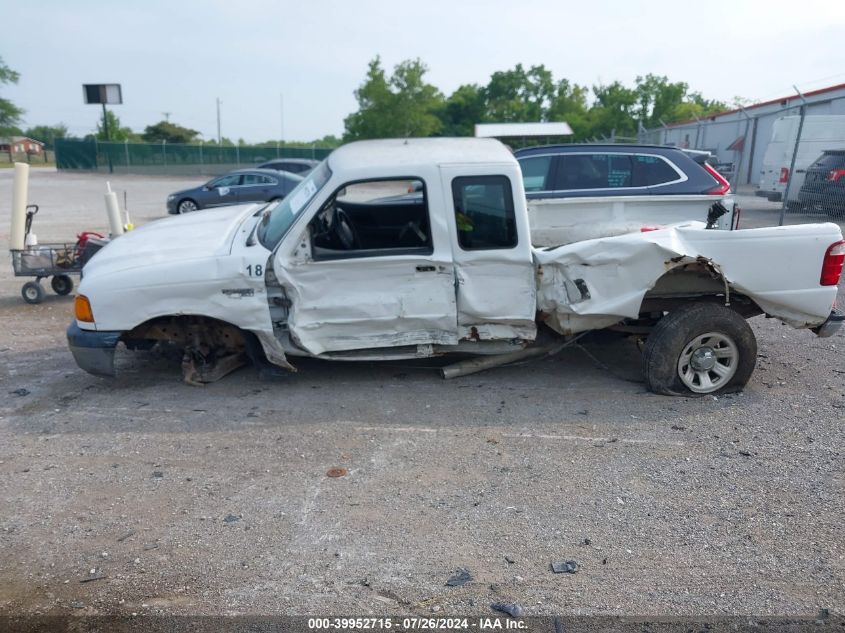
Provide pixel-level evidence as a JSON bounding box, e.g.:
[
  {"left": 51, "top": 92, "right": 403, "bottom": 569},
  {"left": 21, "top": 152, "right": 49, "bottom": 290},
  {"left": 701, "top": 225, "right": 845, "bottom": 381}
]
[{"left": 67, "top": 138, "right": 844, "bottom": 396}]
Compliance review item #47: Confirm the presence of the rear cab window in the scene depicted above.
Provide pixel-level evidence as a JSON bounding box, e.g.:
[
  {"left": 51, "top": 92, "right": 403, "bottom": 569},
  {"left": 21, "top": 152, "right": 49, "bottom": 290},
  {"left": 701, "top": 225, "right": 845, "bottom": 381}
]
[{"left": 451, "top": 176, "right": 517, "bottom": 250}]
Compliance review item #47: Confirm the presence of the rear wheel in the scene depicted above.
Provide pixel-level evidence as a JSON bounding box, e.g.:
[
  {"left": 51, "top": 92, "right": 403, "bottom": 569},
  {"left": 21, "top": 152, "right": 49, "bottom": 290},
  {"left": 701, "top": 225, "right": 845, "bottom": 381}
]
[
  {"left": 22, "top": 281, "right": 45, "bottom": 304},
  {"left": 178, "top": 199, "right": 198, "bottom": 214},
  {"left": 51, "top": 274, "right": 73, "bottom": 295},
  {"left": 642, "top": 303, "right": 757, "bottom": 396}
]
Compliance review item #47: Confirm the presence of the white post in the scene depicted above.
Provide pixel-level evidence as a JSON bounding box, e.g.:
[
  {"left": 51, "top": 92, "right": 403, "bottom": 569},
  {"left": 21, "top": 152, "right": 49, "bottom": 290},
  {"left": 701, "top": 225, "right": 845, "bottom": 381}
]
[
  {"left": 10, "top": 162, "right": 30, "bottom": 250},
  {"left": 104, "top": 181, "right": 124, "bottom": 236}
]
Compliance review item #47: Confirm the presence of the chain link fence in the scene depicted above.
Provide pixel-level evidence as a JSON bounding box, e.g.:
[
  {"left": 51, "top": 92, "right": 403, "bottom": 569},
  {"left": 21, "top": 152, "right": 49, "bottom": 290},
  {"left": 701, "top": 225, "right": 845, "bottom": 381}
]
[
  {"left": 55, "top": 139, "right": 333, "bottom": 176},
  {"left": 638, "top": 87, "right": 845, "bottom": 223}
]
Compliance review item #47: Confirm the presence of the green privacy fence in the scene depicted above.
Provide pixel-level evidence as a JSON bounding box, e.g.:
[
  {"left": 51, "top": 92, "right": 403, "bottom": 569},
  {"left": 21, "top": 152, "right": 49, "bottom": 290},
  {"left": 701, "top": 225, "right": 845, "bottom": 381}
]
[{"left": 55, "top": 139, "right": 334, "bottom": 176}]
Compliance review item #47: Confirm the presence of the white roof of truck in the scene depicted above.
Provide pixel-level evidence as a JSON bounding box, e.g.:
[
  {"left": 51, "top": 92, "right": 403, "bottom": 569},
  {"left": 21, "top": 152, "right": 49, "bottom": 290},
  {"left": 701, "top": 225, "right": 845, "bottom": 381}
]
[{"left": 328, "top": 137, "right": 516, "bottom": 173}]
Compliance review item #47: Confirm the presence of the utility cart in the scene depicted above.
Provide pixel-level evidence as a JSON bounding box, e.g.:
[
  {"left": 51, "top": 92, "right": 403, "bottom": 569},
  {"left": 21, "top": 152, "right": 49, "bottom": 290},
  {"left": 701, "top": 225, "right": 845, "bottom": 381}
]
[{"left": 10, "top": 205, "right": 90, "bottom": 304}]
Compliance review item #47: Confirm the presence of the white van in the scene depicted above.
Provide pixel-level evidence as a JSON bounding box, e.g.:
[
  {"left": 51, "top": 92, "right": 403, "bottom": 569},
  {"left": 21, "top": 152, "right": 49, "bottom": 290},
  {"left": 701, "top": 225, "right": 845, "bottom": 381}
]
[{"left": 757, "top": 115, "right": 845, "bottom": 203}]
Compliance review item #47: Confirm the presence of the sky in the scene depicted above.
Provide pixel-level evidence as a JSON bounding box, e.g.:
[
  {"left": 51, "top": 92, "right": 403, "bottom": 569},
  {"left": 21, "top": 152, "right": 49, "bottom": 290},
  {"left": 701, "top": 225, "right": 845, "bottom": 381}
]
[{"left": 3, "top": 0, "right": 845, "bottom": 143}]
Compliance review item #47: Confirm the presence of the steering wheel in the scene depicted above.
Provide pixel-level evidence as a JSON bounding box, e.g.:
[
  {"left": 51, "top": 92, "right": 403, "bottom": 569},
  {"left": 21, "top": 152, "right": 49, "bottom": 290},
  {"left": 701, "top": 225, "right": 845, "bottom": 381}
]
[
  {"left": 335, "top": 209, "right": 360, "bottom": 250},
  {"left": 398, "top": 221, "right": 426, "bottom": 246}
]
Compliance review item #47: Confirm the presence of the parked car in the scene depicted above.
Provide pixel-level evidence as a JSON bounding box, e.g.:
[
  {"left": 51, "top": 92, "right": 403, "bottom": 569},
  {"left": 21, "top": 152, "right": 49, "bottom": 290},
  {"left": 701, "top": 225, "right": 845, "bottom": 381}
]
[
  {"left": 797, "top": 150, "right": 845, "bottom": 217},
  {"left": 257, "top": 158, "right": 319, "bottom": 175},
  {"left": 514, "top": 144, "right": 731, "bottom": 198},
  {"left": 513, "top": 144, "right": 738, "bottom": 245},
  {"left": 166, "top": 169, "right": 303, "bottom": 214}
]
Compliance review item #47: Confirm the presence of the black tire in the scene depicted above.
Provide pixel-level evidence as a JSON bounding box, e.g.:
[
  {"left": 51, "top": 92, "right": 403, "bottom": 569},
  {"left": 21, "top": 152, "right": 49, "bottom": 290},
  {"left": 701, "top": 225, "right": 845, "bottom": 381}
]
[
  {"left": 51, "top": 274, "right": 73, "bottom": 295},
  {"left": 21, "top": 281, "right": 45, "bottom": 305},
  {"left": 642, "top": 302, "right": 757, "bottom": 396},
  {"left": 178, "top": 199, "right": 199, "bottom": 214}
]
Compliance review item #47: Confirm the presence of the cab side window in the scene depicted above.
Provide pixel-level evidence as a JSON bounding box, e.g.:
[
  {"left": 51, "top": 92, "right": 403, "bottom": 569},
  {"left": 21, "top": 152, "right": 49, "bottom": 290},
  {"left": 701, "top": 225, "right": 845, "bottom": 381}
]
[
  {"left": 310, "top": 179, "right": 433, "bottom": 260},
  {"left": 451, "top": 176, "right": 517, "bottom": 250}
]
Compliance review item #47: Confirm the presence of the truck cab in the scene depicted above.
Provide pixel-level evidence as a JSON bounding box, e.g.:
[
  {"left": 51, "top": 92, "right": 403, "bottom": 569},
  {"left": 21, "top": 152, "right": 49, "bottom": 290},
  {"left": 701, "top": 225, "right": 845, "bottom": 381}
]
[{"left": 264, "top": 139, "right": 537, "bottom": 355}]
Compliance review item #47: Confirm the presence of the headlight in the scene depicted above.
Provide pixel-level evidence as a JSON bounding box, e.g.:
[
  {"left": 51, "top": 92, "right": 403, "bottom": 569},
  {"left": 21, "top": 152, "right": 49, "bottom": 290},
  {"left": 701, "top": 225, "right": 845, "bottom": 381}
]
[{"left": 167, "top": 195, "right": 175, "bottom": 201}]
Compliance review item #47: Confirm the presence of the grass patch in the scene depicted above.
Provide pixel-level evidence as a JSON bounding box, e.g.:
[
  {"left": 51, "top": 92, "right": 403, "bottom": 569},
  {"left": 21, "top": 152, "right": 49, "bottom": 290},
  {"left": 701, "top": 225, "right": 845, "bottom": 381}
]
[{"left": 0, "top": 162, "right": 56, "bottom": 168}]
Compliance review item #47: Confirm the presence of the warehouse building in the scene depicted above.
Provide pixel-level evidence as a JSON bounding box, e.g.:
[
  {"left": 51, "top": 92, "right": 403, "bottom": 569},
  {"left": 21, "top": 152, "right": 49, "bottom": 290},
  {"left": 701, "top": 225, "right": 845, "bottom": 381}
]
[{"left": 642, "top": 83, "right": 845, "bottom": 186}]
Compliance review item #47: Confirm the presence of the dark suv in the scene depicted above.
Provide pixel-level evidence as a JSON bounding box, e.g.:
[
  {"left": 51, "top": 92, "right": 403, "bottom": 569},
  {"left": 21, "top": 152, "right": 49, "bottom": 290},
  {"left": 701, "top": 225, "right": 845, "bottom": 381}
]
[
  {"left": 797, "top": 150, "right": 845, "bottom": 218},
  {"left": 514, "top": 144, "right": 730, "bottom": 199}
]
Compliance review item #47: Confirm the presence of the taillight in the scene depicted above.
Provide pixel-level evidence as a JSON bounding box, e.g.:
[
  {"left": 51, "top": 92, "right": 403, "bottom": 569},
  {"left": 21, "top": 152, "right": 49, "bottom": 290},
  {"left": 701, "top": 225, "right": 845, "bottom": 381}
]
[
  {"left": 827, "top": 169, "right": 845, "bottom": 182},
  {"left": 704, "top": 163, "right": 731, "bottom": 195},
  {"left": 779, "top": 167, "right": 790, "bottom": 184},
  {"left": 820, "top": 240, "right": 845, "bottom": 286}
]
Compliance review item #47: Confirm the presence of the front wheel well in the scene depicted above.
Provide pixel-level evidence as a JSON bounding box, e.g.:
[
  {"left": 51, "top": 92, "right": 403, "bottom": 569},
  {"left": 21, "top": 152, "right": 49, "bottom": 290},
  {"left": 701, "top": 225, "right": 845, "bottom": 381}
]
[{"left": 123, "top": 315, "right": 268, "bottom": 382}]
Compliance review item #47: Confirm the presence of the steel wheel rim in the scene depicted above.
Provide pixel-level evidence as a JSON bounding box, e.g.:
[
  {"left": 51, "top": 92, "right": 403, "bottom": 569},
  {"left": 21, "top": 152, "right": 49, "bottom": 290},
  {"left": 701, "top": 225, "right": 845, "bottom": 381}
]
[
  {"left": 677, "top": 331, "right": 738, "bottom": 393},
  {"left": 24, "top": 286, "right": 40, "bottom": 301},
  {"left": 179, "top": 201, "right": 197, "bottom": 213}
]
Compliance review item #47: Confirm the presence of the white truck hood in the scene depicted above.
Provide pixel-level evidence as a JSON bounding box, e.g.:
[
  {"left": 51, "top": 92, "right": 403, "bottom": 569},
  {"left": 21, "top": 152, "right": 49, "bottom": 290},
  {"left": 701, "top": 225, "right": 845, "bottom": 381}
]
[{"left": 83, "top": 204, "right": 261, "bottom": 278}]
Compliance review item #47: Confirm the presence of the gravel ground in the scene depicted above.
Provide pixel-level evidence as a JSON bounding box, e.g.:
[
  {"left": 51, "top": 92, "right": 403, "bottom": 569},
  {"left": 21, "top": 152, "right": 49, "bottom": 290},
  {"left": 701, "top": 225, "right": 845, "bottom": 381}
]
[{"left": 0, "top": 170, "right": 843, "bottom": 618}]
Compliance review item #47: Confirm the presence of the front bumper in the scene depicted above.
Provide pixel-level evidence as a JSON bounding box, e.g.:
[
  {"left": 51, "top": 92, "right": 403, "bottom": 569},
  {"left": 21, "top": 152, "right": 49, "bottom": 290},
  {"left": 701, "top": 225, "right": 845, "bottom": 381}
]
[
  {"left": 812, "top": 310, "right": 844, "bottom": 338},
  {"left": 67, "top": 322, "right": 122, "bottom": 376},
  {"left": 166, "top": 198, "right": 178, "bottom": 214}
]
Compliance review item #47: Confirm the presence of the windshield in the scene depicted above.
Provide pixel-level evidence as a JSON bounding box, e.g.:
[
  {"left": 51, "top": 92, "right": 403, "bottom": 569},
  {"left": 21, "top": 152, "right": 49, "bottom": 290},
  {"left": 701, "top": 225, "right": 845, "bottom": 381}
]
[{"left": 257, "top": 160, "right": 331, "bottom": 249}]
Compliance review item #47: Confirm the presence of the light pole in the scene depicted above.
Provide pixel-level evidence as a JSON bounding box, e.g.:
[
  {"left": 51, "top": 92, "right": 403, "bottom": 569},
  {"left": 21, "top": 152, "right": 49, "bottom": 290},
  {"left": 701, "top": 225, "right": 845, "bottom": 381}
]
[{"left": 216, "top": 98, "right": 222, "bottom": 145}]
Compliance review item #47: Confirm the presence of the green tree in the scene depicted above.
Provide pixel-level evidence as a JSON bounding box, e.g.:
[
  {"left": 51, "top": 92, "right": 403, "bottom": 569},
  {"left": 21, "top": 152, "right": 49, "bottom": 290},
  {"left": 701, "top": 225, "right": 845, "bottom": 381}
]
[
  {"left": 0, "top": 56, "right": 24, "bottom": 134},
  {"left": 440, "top": 84, "right": 486, "bottom": 136},
  {"left": 24, "top": 123, "right": 68, "bottom": 149},
  {"left": 95, "top": 110, "right": 138, "bottom": 141},
  {"left": 205, "top": 137, "right": 235, "bottom": 146},
  {"left": 343, "top": 56, "right": 444, "bottom": 140},
  {"left": 671, "top": 92, "right": 727, "bottom": 121},
  {"left": 547, "top": 79, "right": 591, "bottom": 139},
  {"left": 483, "top": 64, "right": 556, "bottom": 122},
  {"left": 632, "top": 74, "right": 687, "bottom": 128},
  {"left": 142, "top": 120, "right": 199, "bottom": 143},
  {"left": 590, "top": 81, "right": 638, "bottom": 139}
]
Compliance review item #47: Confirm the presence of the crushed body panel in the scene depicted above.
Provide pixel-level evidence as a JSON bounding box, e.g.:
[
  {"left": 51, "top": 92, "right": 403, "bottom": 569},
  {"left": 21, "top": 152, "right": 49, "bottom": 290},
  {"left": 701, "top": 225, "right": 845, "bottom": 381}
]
[{"left": 535, "top": 221, "right": 843, "bottom": 334}]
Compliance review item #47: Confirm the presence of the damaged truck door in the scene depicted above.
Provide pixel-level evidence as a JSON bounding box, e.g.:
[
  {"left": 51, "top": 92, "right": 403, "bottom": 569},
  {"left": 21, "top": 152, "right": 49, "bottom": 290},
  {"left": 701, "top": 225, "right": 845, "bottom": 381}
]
[{"left": 272, "top": 175, "right": 460, "bottom": 355}]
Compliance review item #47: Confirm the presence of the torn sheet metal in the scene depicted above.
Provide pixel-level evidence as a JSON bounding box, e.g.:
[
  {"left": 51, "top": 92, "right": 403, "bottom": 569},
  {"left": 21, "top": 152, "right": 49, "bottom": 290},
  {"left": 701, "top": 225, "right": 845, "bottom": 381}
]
[{"left": 535, "top": 221, "right": 843, "bottom": 334}]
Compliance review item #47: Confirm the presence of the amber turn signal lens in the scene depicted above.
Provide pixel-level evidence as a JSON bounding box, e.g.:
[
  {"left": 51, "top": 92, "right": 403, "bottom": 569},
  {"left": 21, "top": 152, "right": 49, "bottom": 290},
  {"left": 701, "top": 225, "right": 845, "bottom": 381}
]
[{"left": 74, "top": 295, "right": 95, "bottom": 322}]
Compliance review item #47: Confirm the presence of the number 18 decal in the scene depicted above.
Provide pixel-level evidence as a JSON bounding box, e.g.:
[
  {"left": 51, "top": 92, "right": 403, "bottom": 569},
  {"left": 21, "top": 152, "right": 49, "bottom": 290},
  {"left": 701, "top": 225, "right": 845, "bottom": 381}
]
[{"left": 246, "top": 264, "right": 263, "bottom": 277}]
